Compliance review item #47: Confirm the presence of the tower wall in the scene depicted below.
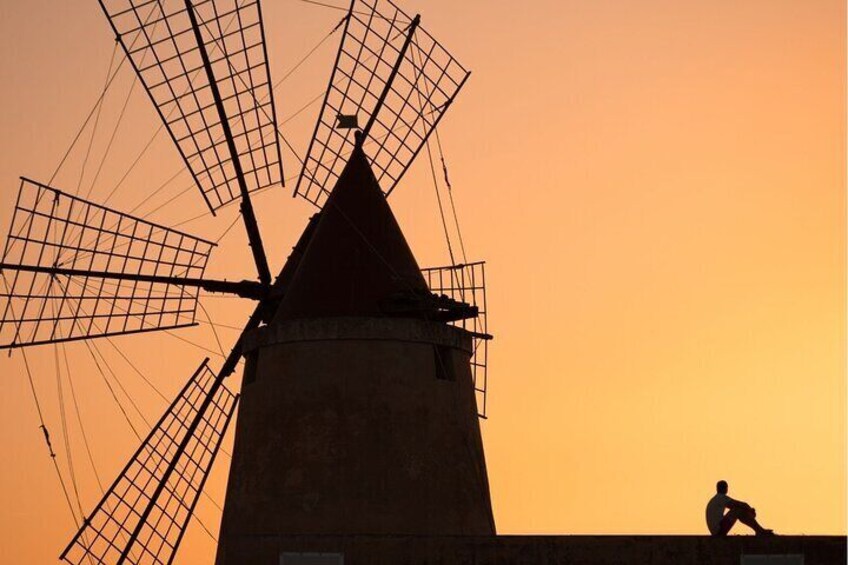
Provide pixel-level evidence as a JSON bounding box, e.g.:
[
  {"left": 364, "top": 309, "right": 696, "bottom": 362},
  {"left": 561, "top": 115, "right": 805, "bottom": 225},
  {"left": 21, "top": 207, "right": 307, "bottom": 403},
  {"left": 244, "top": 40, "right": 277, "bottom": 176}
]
[{"left": 217, "top": 317, "right": 495, "bottom": 564}]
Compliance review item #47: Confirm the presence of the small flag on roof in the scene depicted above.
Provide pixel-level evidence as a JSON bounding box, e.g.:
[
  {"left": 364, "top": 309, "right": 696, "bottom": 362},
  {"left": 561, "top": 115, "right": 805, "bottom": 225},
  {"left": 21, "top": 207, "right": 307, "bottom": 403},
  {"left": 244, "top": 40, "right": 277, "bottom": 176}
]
[{"left": 336, "top": 114, "right": 359, "bottom": 129}]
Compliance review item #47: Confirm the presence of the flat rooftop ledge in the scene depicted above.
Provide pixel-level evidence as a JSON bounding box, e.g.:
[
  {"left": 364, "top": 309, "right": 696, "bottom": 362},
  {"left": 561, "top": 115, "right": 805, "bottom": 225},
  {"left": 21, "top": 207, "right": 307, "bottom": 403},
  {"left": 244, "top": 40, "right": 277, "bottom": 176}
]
[{"left": 219, "top": 534, "right": 847, "bottom": 565}]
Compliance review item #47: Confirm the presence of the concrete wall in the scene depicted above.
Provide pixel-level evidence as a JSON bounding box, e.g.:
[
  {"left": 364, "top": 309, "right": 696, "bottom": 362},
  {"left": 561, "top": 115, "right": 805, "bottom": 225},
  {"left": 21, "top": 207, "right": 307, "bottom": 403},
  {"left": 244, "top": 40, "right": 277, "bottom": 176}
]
[
  {"left": 217, "top": 318, "right": 496, "bottom": 563},
  {"left": 218, "top": 534, "right": 846, "bottom": 565}
]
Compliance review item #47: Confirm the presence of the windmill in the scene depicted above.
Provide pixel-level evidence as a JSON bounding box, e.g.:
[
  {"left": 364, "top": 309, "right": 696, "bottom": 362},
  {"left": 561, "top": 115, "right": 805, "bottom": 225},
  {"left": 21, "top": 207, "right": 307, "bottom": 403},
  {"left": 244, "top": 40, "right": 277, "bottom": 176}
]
[{"left": 0, "top": 0, "right": 491, "bottom": 563}]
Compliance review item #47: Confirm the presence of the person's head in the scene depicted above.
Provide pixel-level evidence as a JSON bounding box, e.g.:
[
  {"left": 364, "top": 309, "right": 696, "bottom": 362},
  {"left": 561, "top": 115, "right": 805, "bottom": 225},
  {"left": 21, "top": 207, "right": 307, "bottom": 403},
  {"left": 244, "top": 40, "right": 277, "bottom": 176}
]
[{"left": 716, "top": 480, "right": 728, "bottom": 494}]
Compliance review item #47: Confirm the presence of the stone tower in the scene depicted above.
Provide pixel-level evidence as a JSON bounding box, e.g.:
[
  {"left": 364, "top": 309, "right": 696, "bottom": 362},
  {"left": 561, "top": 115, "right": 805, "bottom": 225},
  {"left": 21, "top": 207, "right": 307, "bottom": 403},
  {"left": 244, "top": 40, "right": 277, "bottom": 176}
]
[{"left": 216, "top": 143, "right": 495, "bottom": 564}]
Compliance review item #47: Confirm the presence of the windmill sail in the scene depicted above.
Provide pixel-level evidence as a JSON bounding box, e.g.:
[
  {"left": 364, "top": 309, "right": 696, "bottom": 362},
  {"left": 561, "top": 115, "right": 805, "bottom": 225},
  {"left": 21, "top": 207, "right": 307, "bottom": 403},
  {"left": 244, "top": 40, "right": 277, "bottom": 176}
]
[
  {"left": 0, "top": 179, "right": 215, "bottom": 349},
  {"left": 422, "top": 261, "right": 490, "bottom": 417},
  {"left": 99, "top": 0, "right": 284, "bottom": 213},
  {"left": 61, "top": 358, "right": 238, "bottom": 565},
  {"left": 295, "top": 0, "right": 470, "bottom": 207}
]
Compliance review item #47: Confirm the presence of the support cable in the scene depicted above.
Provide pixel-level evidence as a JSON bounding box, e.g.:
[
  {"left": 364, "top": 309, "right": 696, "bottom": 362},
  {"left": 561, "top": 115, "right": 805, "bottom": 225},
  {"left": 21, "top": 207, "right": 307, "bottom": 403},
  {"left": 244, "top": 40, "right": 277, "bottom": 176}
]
[
  {"left": 295, "top": 0, "right": 411, "bottom": 22},
  {"left": 164, "top": 329, "right": 226, "bottom": 357},
  {"left": 280, "top": 91, "right": 326, "bottom": 127},
  {"left": 61, "top": 274, "right": 234, "bottom": 492},
  {"left": 171, "top": 183, "right": 279, "bottom": 227},
  {"left": 410, "top": 39, "right": 455, "bottom": 264},
  {"left": 296, "top": 0, "right": 350, "bottom": 12},
  {"left": 82, "top": 339, "right": 144, "bottom": 438},
  {"left": 104, "top": 338, "right": 169, "bottom": 403},
  {"left": 64, "top": 342, "right": 105, "bottom": 492},
  {"left": 0, "top": 271, "right": 82, "bottom": 529},
  {"left": 215, "top": 212, "right": 244, "bottom": 244},
  {"left": 411, "top": 36, "right": 468, "bottom": 263},
  {"left": 198, "top": 319, "right": 246, "bottom": 331},
  {"left": 54, "top": 339, "right": 101, "bottom": 565},
  {"left": 126, "top": 169, "right": 191, "bottom": 217},
  {"left": 74, "top": 42, "right": 122, "bottom": 198},
  {"left": 84, "top": 74, "right": 139, "bottom": 201},
  {"left": 53, "top": 333, "right": 88, "bottom": 523},
  {"left": 199, "top": 301, "right": 226, "bottom": 358},
  {"left": 64, "top": 336, "right": 123, "bottom": 565},
  {"left": 264, "top": 14, "right": 351, "bottom": 166},
  {"left": 52, "top": 278, "right": 198, "bottom": 439},
  {"left": 423, "top": 133, "right": 454, "bottom": 264},
  {"left": 433, "top": 128, "right": 468, "bottom": 263},
  {"left": 83, "top": 339, "right": 221, "bottom": 542},
  {"left": 43, "top": 224, "right": 93, "bottom": 551},
  {"left": 48, "top": 54, "right": 128, "bottom": 186},
  {"left": 52, "top": 274, "right": 148, "bottom": 435},
  {"left": 47, "top": 1, "right": 165, "bottom": 187},
  {"left": 275, "top": 15, "right": 346, "bottom": 91},
  {"left": 18, "top": 345, "right": 81, "bottom": 530},
  {"left": 99, "top": 123, "right": 171, "bottom": 209}
]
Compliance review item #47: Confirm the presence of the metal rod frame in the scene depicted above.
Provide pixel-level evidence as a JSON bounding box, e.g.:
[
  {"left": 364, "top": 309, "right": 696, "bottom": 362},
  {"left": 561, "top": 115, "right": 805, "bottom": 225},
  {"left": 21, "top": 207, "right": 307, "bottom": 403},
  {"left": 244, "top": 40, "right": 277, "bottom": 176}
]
[
  {"left": 0, "top": 179, "right": 215, "bottom": 348},
  {"left": 0, "top": 263, "right": 268, "bottom": 300},
  {"left": 98, "top": 0, "right": 284, "bottom": 213},
  {"left": 421, "top": 261, "right": 490, "bottom": 418},
  {"left": 60, "top": 358, "right": 238, "bottom": 565},
  {"left": 182, "top": 0, "right": 271, "bottom": 284},
  {"left": 360, "top": 14, "right": 420, "bottom": 139},
  {"left": 294, "top": 0, "right": 470, "bottom": 208}
]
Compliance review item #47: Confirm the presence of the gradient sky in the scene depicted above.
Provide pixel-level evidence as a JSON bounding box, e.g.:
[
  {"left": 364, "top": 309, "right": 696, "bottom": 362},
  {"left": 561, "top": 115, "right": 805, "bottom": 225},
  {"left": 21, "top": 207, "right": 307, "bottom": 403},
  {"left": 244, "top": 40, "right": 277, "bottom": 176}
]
[{"left": 0, "top": 0, "right": 844, "bottom": 562}]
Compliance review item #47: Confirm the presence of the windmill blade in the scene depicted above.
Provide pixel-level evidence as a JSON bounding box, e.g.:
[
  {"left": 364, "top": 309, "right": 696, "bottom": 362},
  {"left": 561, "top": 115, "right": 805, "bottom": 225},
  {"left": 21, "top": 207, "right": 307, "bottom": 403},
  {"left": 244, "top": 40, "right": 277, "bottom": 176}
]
[
  {"left": 421, "top": 261, "right": 490, "bottom": 418},
  {"left": 99, "top": 0, "right": 284, "bottom": 213},
  {"left": 0, "top": 179, "right": 216, "bottom": 349},
  {"left": 295, "top": 0, "right": 470, "bottom": 208},
  {"left": 61, "top": 358, "right": 238, "bottom": 565}
]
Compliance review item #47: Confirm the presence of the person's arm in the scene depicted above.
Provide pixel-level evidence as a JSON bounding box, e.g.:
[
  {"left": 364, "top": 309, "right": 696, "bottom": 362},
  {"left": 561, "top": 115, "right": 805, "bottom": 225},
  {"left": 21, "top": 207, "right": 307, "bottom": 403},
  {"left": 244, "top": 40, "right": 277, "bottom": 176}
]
[{"left": 726, "top": 497, "right": 753, "bottom": 512}]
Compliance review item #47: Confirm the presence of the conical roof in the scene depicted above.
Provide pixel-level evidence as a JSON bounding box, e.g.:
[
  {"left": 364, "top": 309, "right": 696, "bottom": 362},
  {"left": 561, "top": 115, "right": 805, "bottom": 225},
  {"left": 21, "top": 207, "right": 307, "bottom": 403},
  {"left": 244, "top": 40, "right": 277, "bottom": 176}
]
[{"left": 273, "top": 142, "right": 428, "bottom": 321}]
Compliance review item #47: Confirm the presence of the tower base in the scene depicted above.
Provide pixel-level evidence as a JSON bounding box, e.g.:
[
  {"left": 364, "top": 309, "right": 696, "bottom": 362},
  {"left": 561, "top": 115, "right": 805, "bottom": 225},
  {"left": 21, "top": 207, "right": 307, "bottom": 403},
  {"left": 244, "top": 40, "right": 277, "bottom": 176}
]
[{"left": 216, "top": 317, "right": 495, "bottom": 564}]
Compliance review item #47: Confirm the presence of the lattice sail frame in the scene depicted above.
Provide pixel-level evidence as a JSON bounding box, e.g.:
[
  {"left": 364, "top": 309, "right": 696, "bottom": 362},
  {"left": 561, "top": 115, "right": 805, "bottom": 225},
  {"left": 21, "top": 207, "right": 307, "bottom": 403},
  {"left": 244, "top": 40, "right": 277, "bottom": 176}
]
[
  {"left": 296, "top": 0, "right": 470, "bottom": 207},
  {"left": 61, "top": 359, "right": 238, "bottom": 565},
  {"left": 0, "top": 179, "right": 215, "bottom": 349},
  {"left": 100, "top": 0, "right": 284, "bottom": 213},
  {"left": 422, "top": 261, "right": 489, "bottom": 417}
]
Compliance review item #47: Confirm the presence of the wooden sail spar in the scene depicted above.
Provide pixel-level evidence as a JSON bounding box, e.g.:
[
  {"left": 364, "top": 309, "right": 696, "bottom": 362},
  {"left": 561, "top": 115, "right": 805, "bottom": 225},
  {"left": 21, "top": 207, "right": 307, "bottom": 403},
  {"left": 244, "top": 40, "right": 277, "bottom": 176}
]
[
  {"left": 0, "top": 179, "right": 216, "bottom": 349},
  {"left": 295, "top": 0, "right": 470, "bottom": 208},
  {"left": 422, "top": 261, "right": 491, "bottom": 417},
  {"left": 61, "top": 359, "right": 238, "bottom": 565},
  {"left": 99, "top": 0, "right": 284, "bottom": 213}
]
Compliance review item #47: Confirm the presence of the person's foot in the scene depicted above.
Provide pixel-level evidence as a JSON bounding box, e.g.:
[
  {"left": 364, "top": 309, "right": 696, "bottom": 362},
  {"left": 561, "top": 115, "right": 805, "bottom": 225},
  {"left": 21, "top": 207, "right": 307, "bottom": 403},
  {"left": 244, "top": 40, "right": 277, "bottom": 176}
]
[{"left": 756, "top": 529, "right": 776, "bottom": 536}]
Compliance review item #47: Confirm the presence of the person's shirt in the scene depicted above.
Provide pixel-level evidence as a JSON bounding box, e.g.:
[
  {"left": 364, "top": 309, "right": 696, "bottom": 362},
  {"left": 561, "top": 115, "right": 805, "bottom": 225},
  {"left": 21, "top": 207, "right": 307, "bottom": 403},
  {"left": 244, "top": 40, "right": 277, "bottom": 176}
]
[{"left": 705, "top": 493, "right": 730, "bottom": 534}]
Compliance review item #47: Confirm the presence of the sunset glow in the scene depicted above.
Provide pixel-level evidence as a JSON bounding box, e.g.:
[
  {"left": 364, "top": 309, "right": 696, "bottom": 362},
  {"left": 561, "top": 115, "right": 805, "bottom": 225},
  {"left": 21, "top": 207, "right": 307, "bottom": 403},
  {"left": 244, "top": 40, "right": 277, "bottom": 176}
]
[{"left": 0, "top": 0, "right": 844, "bottom": 562}]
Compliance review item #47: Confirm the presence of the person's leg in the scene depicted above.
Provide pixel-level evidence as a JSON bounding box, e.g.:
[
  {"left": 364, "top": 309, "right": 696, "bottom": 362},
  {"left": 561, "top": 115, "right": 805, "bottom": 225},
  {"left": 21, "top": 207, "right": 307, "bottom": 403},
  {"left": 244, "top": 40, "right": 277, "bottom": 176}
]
[
  {"left": 717, "top": 511, "right": 738, "bottom": 535},
  {"left": 738, "top": 508, "right": 774, "bottom": 535},
  {"left": 721, "top": 507, "right": 771, "bottom": 535},
  {"left": 738, "top": 508, "right": 763, "bottom": 532}
]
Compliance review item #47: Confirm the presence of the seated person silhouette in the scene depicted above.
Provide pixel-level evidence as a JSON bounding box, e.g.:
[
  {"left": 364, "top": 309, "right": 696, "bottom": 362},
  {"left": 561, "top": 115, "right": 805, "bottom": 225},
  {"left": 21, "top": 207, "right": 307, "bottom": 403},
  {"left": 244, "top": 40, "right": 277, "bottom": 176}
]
[{"left": 706, "top": 480, "right": 774, "bottom": 536}]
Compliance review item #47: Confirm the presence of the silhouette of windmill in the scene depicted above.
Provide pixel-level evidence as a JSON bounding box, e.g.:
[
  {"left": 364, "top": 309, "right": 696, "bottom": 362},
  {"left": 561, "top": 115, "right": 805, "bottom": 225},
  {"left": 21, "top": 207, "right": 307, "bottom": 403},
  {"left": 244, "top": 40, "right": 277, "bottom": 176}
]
[{"left": 0, "top": 0, "right": 492, "bottom": 563}]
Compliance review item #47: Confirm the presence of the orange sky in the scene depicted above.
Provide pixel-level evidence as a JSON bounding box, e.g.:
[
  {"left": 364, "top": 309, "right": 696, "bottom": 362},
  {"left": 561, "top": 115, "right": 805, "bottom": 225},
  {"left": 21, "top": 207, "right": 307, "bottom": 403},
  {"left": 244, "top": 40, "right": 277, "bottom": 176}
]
[{"left": 0, "top": 0, "right": 845, "bottom": 562}]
